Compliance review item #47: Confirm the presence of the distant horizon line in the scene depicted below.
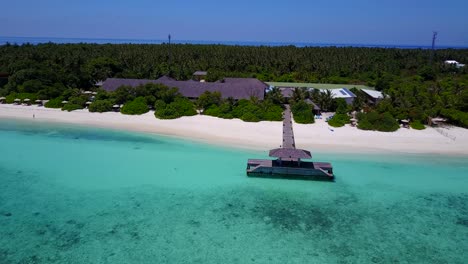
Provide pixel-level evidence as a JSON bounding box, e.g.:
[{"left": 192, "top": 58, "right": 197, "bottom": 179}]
[{"left": 1, "top": 35, "right": 467, "bottom": 49}]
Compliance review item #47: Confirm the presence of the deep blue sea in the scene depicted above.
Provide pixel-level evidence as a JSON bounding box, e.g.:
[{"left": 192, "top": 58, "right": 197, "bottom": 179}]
[
  {"left": 1, "top": 36, "right": 467, "bottom": 49},
  {"left": 0, "top": 118, "right": 467, "bottom": 263}
]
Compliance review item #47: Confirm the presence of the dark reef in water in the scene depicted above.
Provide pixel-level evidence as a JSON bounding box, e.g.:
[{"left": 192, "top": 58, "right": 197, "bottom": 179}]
[{"left": 456, "top": 218, "right": 468, "bottom": 227}]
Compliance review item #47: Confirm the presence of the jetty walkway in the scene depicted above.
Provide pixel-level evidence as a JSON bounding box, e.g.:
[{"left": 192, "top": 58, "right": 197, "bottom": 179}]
[{"left": 282, "top": 105, "right": 295, "bottom": 149}]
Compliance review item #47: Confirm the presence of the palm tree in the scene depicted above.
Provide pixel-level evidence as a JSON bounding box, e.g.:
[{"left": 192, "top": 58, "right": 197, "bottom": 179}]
[
  {"left": 291, "top": 87, "right": 308, "bottom": 103},
  {"left": 318, "top": 90, "right": 334, "bottom": 111},
  {"left": 265, "top": 87, "right": 284, "bottom": 105}
]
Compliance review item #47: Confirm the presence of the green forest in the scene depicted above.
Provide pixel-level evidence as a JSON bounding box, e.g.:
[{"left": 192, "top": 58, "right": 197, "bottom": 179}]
[{"left": 0, "top": 43, "right": 467, "bottom": 129}]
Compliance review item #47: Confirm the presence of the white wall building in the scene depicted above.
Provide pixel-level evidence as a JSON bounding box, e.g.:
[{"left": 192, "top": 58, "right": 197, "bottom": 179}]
[
  {"left": 444, "top": 60, "right": 465, "bottom": 68},
  {"left": 361, "top": 89, "right": 384, "bottom": 105},
  {"left": 319, "top": 88, "right": 356, "bottom": 105}
]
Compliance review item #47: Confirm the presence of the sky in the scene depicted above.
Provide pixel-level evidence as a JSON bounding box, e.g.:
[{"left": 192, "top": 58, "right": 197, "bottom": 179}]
[{"left": 1, "top": 0, "right": 467, "bottom": 46}]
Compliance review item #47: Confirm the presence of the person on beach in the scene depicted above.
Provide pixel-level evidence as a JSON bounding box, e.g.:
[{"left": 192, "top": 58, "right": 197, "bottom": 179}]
[{"left": 33, "top": 114, "right": 35, "bottom": 118}]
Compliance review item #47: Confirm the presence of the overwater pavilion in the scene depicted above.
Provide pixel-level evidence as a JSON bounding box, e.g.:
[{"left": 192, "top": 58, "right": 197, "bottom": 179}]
[
  {"left": 247, "top": 105, "right": 333, "bottom": 180},
  {"left": 269, "top": 148, "right": 311, "bottom": 166}
]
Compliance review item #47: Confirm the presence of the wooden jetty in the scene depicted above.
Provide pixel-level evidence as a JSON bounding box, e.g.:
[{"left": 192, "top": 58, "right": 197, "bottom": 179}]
[{"left": 246, "top": 105, "right": 334, "bottom": 180}]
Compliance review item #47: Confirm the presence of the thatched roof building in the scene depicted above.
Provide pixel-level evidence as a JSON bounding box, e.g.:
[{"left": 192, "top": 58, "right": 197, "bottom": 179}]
[
  {"left": 101, "top": 76, "right": 267, "bottom": 100},
  {"left": 269, "top": 148, "right": 312, "bottom": 160}
]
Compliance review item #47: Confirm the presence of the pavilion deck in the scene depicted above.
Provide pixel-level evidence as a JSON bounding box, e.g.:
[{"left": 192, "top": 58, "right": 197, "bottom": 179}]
[
  {"left": 247, "top": 159, "right": 332, "bottom": 170},
  {"left": 246, "top": 159, "right": 333, "bottom": 180}
]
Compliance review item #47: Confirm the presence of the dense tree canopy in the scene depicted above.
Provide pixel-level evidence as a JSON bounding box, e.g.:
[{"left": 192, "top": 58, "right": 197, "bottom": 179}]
[{"left": 1, "top": 43, "right": 466, "bottom": 89}]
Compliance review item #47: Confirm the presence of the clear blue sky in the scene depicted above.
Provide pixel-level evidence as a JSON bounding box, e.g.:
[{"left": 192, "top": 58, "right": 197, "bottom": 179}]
[{"left": 2, "top": 0, "right": 467, "bottom": 46}]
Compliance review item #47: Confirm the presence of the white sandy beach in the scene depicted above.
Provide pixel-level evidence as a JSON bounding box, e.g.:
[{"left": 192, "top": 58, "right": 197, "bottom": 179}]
[{"left": 1, "top": 104, "right": 467, "bottom": 155}]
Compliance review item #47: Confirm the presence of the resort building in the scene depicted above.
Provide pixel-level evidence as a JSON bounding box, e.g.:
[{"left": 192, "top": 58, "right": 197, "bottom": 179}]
[
  {"left": 274, "top": 87, "right": 321, "bottom": 114},
  {"left": 192, "top": 71, "right": 208, "bottom": 82},
  {"left": 101, "top": 76, "right": 268, "bottom": 100},
  {"left": 101, "top": 77, "right": 356, "bottom": 109},
  {"left": 444, "top": 60, "right": 465, "bottom": 68},
  {"left": 361, "top": 89, "right": 384, "bottom": 105},
  {"left": 278, "top": 87, "right": 295, "bottom": 98},
  {"left": 305, "top": 99, "right": 321, "bottom": 115},
  {"left": 320, "top": 88, "right": 356, "bottom": 105}
]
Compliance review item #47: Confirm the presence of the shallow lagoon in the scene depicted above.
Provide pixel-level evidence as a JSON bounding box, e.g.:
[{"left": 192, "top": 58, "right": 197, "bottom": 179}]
[{"left": 0, "top": 119, "right": 467, "bottom": 263}]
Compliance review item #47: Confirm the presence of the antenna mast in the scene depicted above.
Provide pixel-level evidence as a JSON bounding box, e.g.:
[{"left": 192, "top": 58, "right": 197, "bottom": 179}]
[
  {"left": 430, "top": 31, "right": 437, "bottom": 64},
  {"left": 168, "top": 34, "right": 172, "bottom": 75}
]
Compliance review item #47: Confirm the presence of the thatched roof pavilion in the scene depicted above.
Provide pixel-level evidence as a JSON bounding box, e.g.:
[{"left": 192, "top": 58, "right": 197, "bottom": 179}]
[
  {"left": 101, "top": 76, "right": 268, "bottom": 100},
  {"left": 269, "top": 148, "right": 312, "bottom": 160}
]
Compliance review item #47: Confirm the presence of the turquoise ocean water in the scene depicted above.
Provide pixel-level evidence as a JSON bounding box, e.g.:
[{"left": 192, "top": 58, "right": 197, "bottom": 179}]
[{"left": 0, "top": 119, "right": 467, "bottom": 263}]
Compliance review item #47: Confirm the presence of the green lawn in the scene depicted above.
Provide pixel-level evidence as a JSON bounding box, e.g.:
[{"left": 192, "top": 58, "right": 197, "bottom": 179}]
[{"left": 266, "top": 82, "right": 373, "bottom": 90}]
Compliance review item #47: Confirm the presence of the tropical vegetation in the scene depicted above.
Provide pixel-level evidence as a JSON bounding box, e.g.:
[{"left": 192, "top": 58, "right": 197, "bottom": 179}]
[
  {"left": 357, "top": 111, "right": 400, "bottom": 132},
  {"left": 196, "top": 91, "right": 283, "bottom": 122},
  {"left": 410, "top": 120, "right": 426, "bottom": 130},
  {"left": 290, "top": 101, "right": 315, "bottom": 124},
  {"left": 327, "top": 99, "right": 350, "bottom": 127},
  {"left": 0, "top": 43, "right": 466, "bottom": 127},
  {"left": 121, "top": 97, "right": 149, "bottom": 115}
]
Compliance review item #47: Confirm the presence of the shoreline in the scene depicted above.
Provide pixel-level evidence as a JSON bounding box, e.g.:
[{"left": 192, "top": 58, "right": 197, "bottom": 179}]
[{"left": 1, "top": 104, "right": 468, "bottom": 156}]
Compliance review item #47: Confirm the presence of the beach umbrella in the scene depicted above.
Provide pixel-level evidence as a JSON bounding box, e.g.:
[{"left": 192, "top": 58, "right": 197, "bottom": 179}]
[
  {"left": 35, "top": 100, "right": 42, "bottom": 103},
  {"left": 14, "top": 98, "right": 21, "bottom": 102},
  {"left": 61, "top": 100, "right": 69, "bottom": 104},
  {"left": 112, "top": 104, "right": 120, "bottom": 108},
  {"left": 0, "top": 97, "right": 5, "bottom": 100},
  {"left": 24, "top": 98, "right": 30, "bottom": 102},
  {"left": 85, "top": 101, "right": 92, "bottom": 105},
  {"left": 92, "top": 92, "right": 98, "bottom": 95},
  {"left": 83, "top": 91, "right": 92, "bottom": 94},
  {"left": 401, "top": 119, "right": 409, "bottom": 123}
]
